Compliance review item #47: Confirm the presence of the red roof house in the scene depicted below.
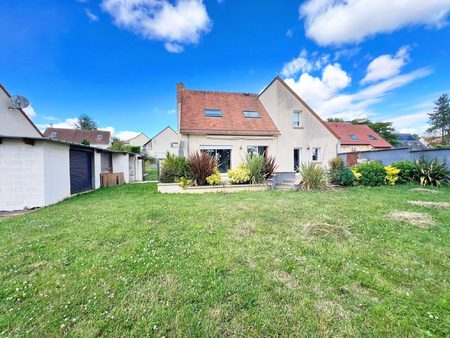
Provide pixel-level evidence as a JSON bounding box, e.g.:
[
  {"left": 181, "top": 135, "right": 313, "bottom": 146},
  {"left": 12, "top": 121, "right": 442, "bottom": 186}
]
[{"left": 325, "top": 122, "right": 391, "bottom": 152}]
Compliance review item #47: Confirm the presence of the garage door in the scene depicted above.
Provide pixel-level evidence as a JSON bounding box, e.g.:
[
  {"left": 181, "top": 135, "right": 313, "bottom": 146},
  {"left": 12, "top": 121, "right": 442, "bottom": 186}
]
[{"left": 69, "top": 149, "right": 93, "bottom": 194}]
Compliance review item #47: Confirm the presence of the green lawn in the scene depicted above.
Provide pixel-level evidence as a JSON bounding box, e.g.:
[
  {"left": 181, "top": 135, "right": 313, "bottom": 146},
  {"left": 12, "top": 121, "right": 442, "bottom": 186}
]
[
  {"left": 144, "top": 167, "right": 158, "bottom": 181},
  {"left": 1, "top": 184, "right": 449, "bottom": 336}
]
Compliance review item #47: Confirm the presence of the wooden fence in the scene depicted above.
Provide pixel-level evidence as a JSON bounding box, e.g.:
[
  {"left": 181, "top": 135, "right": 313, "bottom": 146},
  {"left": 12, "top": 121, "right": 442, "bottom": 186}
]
[{"left": 100, "top": 172, "right": 125, "bottom": 187}]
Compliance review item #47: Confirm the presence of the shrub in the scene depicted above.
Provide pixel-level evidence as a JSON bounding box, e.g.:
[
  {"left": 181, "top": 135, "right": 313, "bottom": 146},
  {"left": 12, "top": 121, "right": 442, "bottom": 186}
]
[
  {"left": 227, "top": 163, "right": 251, "bottom": 184},
  {"left": 243, "top": 154, "right": 266, "bottom": 184},
  {"left": 411, "top": 158, "right": 450, "bottom": 186},
  {"left": 329, "top": 157, "right": 344, "bottom": 180},
  {"left": 353, "top": 161, "right": 385, "bottom": 186},
  {"left": 391, "top": 160, "right": 415, "bottom": 184},
  {"left": 262, "top": 156, "right": 278, "bottom": 179},
  {"left": 299, "top": 162, "right": 328, "bottom": 190},
  {"left": 206, "top": 169, "right": 222, "bottom": 185},
  {"left": 335, "top": 167, "right": 356, "bottom": 186},
  {"left": 385, "top": 165, "right": 400, "bottom": 185},
  {"left": 159, "top": 152, "right": 190, "bottom": 183},
  {"left": 187, "top": 151, "right": 219, "bottom": 186},
  {"left": 177, "top": 177, "right": 192, "bottom": 188}
]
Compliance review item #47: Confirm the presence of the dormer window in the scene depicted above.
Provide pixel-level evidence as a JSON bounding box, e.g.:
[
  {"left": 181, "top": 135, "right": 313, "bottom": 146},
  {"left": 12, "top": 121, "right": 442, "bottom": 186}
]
[
  {"left": 349, "top": 134, "right": 358, "bottom": 140},
  {"left": 204, "top": 109, "right": 222, "bottom": 117},
  {"left": 50, "top": 131, "right": 57, "bottom": 138},
  {"left": 368, "top": 134, "right": 377, "bottom": 140},
  {"left": 243, "top": 111, "right": 261, "bottom": 118}
]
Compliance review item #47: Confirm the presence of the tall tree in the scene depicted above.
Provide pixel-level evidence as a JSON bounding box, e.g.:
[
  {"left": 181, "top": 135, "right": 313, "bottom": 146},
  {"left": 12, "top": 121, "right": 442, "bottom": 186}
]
[
  {"left": 108, "top": 137, "right": 125, "bottom": 151},
  {"left": 75, "top": 113, "right": 98, "bottom": 130},
  {"left": 427, "top": 94, "right": 450, "bottom": 143},
  {"left": 350, "top": 118, "right": 400, "bottom": 146}
]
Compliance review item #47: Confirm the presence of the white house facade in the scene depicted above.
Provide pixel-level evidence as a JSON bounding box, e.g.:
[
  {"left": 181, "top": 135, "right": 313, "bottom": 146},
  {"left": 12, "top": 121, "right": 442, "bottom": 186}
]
[
  {"left": 143, "top": 126, "right": 179, "bottom": 159},
  {"left": 177, "top": 77, "right": 340, "bottom": 175}
]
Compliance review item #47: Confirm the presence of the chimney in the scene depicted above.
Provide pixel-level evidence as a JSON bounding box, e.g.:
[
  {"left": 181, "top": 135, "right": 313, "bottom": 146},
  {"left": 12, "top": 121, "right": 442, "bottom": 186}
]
[
  {"left": 176, "top": 83, "right": 185, "bottom": 133},
  {"left": 50, "top": 123, "right": 54, "bottom": 128}
]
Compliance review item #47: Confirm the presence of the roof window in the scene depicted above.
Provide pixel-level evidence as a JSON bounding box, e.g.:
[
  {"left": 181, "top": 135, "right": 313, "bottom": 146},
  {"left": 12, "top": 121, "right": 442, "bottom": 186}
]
[
  {"left": 243, "top": 110, "right": 261, "bottom": 118},
  {"left": 367, "top": 134, "right": 377, "bottom": 140},
  {"left": 349, "top": 134, "right": 359, "bottom": 140},
  {"left": 50, "top": 131, "right": 57, "bottom": 138},
  {"left": 204, "top": 109, "right": 222, "bottom": 117},
  {"left": 97, "top": 134, "right": 103, "bottom": 139}
]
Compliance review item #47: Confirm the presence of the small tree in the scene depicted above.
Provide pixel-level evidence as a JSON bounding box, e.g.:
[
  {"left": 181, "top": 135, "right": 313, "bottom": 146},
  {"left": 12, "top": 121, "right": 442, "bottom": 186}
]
[
  {"left": 109, "top": 137, "right": 125, "bottom": 151},
  {"left": 75, "top": 114, "right": 98, "bottom": 130},
  {"left": 327, "top": 117, "right": 344, "bottom": 122},
  {"left": 427, "top": 94, "right": 450, "bottom": 143},
  {"left": 81, "top": 138, "right": 90, "bottom": 146}
]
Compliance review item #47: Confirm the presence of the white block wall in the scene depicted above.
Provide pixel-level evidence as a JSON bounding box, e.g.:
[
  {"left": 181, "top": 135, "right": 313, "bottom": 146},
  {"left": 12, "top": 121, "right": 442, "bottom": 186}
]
[
  {"left": 94, "top": 151, "right": 102, "bottom": 189},
  {"left": 42, "top": 142, "right": 70, "bottom": 206},
  {"left": 112, "top": 153, "right": 130, "bottom": 183},
  {"left": 0, "top": 139, "right": 46, "bottom": 211}
]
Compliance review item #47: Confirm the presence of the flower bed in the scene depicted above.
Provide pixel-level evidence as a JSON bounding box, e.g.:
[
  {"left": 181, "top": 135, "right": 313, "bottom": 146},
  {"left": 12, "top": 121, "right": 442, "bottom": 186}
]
[{"left": 157, "top": 183, "right": 269, "bottom": 194}]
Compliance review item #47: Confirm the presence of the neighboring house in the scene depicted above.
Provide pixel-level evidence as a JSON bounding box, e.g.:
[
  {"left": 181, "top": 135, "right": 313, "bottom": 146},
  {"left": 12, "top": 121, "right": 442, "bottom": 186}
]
[
  {"left": 396, "top": 133, "right": 428, "bottom": 150},
  {"left": 0, "top": 84, "right": 43, "bottom": 138},
  {"left": 326, "top": 122, "right": 391, "bottom": 153},
  {"left": 124, "top": 132, "right": 151, "bottom": 150},
  {"left": 143, "top": 126, "right": 179, "bottom": 159},
  {"left": 43, "top": 128, "right": 112, "bottom": 149},
  {"left": 0, "top": 83, "right": 142, "bottom": 212},
  {"left": 177, "top": 77, "right": 340, "bottom": 174}
]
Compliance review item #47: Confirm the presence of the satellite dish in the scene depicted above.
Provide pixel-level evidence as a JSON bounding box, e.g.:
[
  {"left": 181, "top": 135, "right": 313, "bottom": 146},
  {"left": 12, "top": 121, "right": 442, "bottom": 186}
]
[{"left": 9, "top": 95, "right": 30, "bottom": 110}]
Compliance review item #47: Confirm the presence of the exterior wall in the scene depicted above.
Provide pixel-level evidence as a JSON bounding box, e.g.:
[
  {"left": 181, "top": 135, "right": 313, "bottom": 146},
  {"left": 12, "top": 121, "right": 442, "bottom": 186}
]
[
  {"left": 0, "top": 139, "right": 45, "bottom": 211},
  {"left": 339, "top": 148, "right": 450, "bottom": 169},
  {"left": 147, "top": 127, "right": 179, "bottom": 159},
  {"left": 128, "top": 133, "right": 150, "bottom": 148},
  {"left": 258, "top": 79, "right": 339, "bottom": 171},
  {"left": 135, "top": 158, "right": 143, "bottom": 182},
  {"left": 94, "top": 151, "right": 102, "bottom": 189},
  {"left": 339, "top": 144, "right": 373, "bottom": 153},
  {"left": 179, "top": 134, "right": 277, "bottom": 170},
  {"left": 91, "top": 143, "right": 110, "bottom": 150},
  {"left": 42, "top": 142, "right": 70, "bottom": 206},
  {"left": 0, "top": 89, "right": 42, "bottom": 138},
  {"left": 112, "top": 153, "right": 130, "bottom": 183}
]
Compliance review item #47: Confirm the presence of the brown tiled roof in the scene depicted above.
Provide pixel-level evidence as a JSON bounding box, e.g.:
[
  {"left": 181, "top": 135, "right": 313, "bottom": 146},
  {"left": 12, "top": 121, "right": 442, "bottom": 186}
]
[
  {"left": 325, "top": 122, "right": 391, "bottom": 148},
  {"left": 179, "top": 88, "right": 280, "bottom": 136},
  {"left": 43, "top": 128, "right": 111, "bottom": 145}
]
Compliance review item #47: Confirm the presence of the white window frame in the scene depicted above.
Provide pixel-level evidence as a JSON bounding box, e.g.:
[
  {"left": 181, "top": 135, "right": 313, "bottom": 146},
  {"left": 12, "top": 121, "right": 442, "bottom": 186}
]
[
  {"left": 292, "top": 111, "right": 301, "bottom": 127},
  {"left": 312, "top": 147, "right": 320, "bottom": 162}
]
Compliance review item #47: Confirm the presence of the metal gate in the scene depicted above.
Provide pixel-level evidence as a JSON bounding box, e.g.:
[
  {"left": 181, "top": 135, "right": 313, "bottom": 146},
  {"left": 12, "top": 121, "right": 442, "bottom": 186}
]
[{"left": 69, "top": 149, "right": 93, "bottom": 194}]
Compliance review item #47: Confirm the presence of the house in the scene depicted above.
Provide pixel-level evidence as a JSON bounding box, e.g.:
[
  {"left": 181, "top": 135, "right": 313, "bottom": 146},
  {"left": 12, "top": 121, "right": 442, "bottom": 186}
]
[
  {"left": 143, "top": 126, "right": 179, "bottom": 159},
  {"left": 325, "top": 122, "right": 391, "bottom": 153},
  {"left": 177, "top": 77, "right": 340, "bottom": 176},
  {"left": 0, "top": 83, "right": 142, "bottom": 212},
  {"left": 124, "top": 132, "right": 151, "bottom": 150},
  {"left": 396, "top": 133, "right": 428, "bottom": 150},
  {"left": 43, "top": 127, "right": 112, "bottom": 149}
]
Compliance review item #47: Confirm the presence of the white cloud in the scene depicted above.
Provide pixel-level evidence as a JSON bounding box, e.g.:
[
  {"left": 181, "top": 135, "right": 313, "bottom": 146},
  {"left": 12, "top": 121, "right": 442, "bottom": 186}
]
[
  {"left": 115, "top": 130, "right": 140, "bottom": 140},
  {"left": 283, "top": 64, "right": 431, "bottom": 120},
  {"left": 101, "top": 0, "right": 211, "bottom": 52},
  {"left": 286, "top": 29, "right": 294, "bottom": 38},
  {"left": 361, "top": 46, "right": 410, "bottom": 84},
  {"left": 37, "top": 118, "right": 78, "bottom": 131},
  {"left": 280, "top": 49, "right": 330, "bottom": 77},
  {"left": 390, "top": 112, "right": 429, "bottom": 134},
  {"left": 167, "top": 108, "right": 176, "bottom": 115},
  {"left": 85, "top": 8, "right": 99, "bottom": 22},
  {"left": 300, "top": 0, "right": 450, "bottom": 46},
  {"left": 23, "top": 105, "right": 37, "bottom": 118}
]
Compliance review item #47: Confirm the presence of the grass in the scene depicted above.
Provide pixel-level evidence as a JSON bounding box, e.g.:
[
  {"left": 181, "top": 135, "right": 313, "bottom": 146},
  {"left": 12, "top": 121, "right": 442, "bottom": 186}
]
[
  {"left": 0, "top": 184, "right": 449, "bottom": 336},
  {"left": 144, "top": 167, "right": 158, "bottom": 181}
]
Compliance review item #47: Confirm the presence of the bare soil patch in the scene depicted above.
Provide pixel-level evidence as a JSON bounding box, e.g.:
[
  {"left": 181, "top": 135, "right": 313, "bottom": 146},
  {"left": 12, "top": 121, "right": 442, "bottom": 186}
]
[
  {"left": 390, "top": 211, "right": 433, "bottom": 228},
  {"left": 274, "top": 271, "right": 297, "bottom": 289},
  {"left": 407, "top": 200, "right": 450, "bottom": 208},
  {"left": 302, "top": 222, "right": 352, "bottom": 240}
]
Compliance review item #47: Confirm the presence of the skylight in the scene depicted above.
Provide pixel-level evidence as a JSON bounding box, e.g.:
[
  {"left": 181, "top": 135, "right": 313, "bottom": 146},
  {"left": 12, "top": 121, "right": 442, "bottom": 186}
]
[
  {"left": 204, "top": 109, "right": 222, "bottom": 117},
  {"left": 50, "top": 132, "right": 57, "bottom": 138},
  {"left": 97, "top": 134, "right": 103, "bottom": 139},
  {"left": 243, "top": 110, "right": 261, "bottom": 118},
  {"left": 349, "top": 134, "right": 359, "bottom": 140},
  {"left": 367, "top": 134, "right": 377, "bottom": 140}
]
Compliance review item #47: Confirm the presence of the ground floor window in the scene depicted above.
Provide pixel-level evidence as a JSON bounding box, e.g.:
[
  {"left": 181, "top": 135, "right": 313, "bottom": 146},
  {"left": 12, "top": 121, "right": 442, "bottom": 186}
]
[
  {"left": 203, "top": 149, "right": 231, "bottom": 173},
  {"left": 293, "top": 148, "right": 301, "bottom": 171},
  {"left": 247, "top": 146, "right": 268, "bottom": 157},
  {"left": 312, "top": 147, "right": 320, "bottom": 161}
]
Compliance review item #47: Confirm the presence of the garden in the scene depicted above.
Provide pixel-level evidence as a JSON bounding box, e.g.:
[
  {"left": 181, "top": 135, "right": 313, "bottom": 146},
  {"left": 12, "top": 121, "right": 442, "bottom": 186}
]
[{"left": 0, "top": 183, "right": 449, "bottom": 336}]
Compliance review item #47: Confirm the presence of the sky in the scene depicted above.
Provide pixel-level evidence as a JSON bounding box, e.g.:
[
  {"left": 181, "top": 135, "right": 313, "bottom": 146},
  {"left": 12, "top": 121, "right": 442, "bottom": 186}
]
[{"left": 1, "top": 0, "right": 449, "bottom": 139}]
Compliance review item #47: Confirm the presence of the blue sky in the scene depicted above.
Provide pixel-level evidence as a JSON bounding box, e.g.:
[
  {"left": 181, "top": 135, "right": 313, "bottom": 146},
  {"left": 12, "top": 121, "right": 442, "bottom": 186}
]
[{"left": 1, "top": 0, "right": 449, "bottom": 139}]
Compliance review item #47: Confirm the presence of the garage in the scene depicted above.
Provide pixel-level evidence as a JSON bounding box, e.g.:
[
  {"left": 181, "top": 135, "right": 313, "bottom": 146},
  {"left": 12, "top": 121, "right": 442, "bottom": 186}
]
[{"left": 69, "top": 148, "right": 93, "bottom": 194}]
